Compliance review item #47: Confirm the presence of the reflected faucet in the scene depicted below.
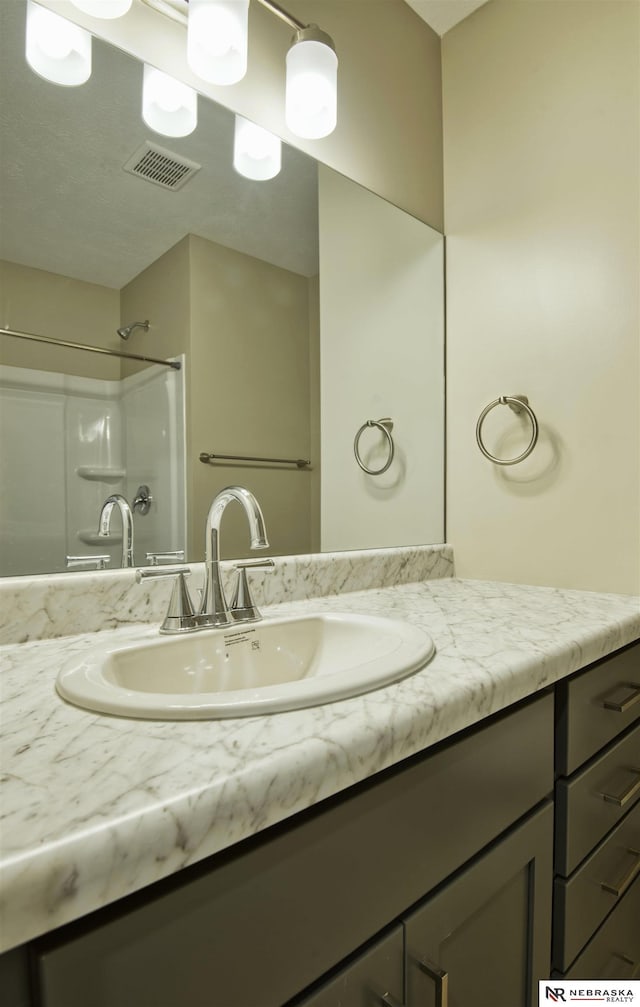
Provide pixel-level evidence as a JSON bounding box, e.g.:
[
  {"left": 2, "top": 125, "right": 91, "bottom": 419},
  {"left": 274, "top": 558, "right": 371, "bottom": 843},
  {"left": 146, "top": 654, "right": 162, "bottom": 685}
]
[
  {"left": 98, "top": 494, "right": 134, "bottom": 568},
  {"left": 199, "top": 486, "right": 269, "bottom": 628}
]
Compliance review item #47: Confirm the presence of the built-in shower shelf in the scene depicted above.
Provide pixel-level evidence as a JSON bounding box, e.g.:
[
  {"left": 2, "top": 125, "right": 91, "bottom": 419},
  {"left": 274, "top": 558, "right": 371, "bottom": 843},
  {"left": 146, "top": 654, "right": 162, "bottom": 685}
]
[
  {"left": 77, "top": 466, "right": 126, "bottom": 483},
  {"left": 78, "top": 530, "right": 123, "bottom": 546}
]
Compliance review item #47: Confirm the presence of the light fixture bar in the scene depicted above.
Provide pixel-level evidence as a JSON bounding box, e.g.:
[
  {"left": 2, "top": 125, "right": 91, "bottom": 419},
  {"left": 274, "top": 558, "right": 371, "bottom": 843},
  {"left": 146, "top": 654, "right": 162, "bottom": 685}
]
[
  {"left": 255, "top": 0, "right": 304, "bottom": 32},
  {"left": 140, "top": 0, "right": 188, "bottom": 27},
  {"left": 141, "top": 0, "right": 308, "bottom": 38}
]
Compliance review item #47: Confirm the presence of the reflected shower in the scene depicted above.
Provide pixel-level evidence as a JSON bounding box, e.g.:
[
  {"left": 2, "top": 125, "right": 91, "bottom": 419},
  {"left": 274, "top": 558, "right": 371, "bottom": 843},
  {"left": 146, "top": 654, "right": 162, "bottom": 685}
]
[{"left": 117, "top": 320, "right": 150, "bottom": 340}]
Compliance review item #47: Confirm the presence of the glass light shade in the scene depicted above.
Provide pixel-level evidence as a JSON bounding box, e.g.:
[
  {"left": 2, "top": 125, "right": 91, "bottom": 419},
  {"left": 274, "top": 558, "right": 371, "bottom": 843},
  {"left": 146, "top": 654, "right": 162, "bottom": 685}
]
[
  {"left": 286, "top": 36, "right": 338, "bottom": 140},
  {"left": 25, "top": 0, "right": 91, "bottom": 86},
  {"left": 233, "top": 116, "right": 281, "bottom": 181},
  {"left": 187, "top": 0, "right": 249, "bottom": 85},
  {"left": 69, "top": 0, "right": 132, "bottom": 18},
  {"left": 142, "top": 65, "right": 197, "bottom": 138}
]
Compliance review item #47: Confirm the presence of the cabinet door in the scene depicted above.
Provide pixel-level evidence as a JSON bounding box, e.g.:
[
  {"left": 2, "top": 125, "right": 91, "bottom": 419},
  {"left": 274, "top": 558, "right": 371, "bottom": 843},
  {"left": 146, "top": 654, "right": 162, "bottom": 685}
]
[
  {"left": 290, "top": 927, "right": 403, "bottom": 1007},
  {"left": 403, "top": 802, "right": 553, "bottom": 1007}
]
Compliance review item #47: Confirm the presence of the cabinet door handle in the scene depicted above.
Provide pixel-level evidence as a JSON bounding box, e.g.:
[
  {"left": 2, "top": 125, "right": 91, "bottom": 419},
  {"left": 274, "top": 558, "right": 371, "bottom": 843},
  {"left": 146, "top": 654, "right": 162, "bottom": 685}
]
[
  {"left": 601, "top": 767, "right": 640, "bottom": 807},
  {"left": 419, "top": 959, "right": 449, "bottom": 1007},
  {"left": 603, "top": 683, "right": 640, "bottom": 713},
  {"left": 601, "top": 848, "right": 640, "bottom": 897}
]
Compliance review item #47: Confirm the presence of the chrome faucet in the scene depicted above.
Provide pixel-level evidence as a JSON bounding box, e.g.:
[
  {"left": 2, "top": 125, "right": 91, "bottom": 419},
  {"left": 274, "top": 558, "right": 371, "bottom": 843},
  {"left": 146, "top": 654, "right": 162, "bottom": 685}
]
[
  {"left": 98, "top": 494, "right": 134, "bottom": 568},
  {"left": 199, "top": 486, "right": 269, "bottom": 628}
]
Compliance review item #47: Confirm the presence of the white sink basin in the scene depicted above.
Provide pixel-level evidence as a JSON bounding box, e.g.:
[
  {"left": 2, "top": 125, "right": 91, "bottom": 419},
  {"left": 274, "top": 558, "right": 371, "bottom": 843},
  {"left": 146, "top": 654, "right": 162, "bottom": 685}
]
[{"left": 56, "top": 613, "right": 435, "bottom": 720}]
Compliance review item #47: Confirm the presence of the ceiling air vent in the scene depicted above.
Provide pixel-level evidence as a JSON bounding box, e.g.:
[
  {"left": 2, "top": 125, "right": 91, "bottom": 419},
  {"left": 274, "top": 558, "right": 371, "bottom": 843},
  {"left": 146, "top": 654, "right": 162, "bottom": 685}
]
[{"left": 123, "top": 141, "right": 201, "bottom": 192}]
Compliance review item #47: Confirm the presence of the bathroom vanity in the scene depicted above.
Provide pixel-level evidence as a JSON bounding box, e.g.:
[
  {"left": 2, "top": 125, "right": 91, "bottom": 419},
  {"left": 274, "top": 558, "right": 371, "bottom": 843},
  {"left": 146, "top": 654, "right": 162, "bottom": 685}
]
[{"left": 1, "top": 548, "right": 639, "bottom": 1005}]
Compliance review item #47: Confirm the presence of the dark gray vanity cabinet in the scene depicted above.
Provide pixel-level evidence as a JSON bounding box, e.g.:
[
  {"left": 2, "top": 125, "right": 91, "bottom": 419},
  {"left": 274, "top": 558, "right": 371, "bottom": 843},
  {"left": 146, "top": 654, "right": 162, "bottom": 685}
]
[
  {"left": 26, "top": 690, "right": 554, "bottom": 1007},
  {"left": 553, "top": 641, "right": 640, "bottom": 978},
  {"left": 292, "top": 803, "right": 553, "bottom": 1007},
  {"left": 403, "top": 801, "right": 552, "bottom": 1007}
]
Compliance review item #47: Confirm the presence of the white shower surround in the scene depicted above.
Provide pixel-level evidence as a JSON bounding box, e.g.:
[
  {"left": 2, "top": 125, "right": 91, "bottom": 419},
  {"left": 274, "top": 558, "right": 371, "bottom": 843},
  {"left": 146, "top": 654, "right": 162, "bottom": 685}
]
[{"left": 0, "top": 358, "right": 186, "bottom": 575}]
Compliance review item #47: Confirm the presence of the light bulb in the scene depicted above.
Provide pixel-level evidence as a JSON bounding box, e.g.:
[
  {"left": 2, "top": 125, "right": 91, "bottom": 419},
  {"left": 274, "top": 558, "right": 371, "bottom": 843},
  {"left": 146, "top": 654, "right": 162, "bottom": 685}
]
[
  {"left": 187, "top": 0, "right": 249, "bottom": 85},
  {"left": 233, "top": 116, "right": 281, "bottom": 181},
  {"left": 26, "top": 0, "right": 91, "bottom": 86},
  {"left": 142, "top": 66, "right": 197, "bottom": 138},
  {"left": 286, "top": 28, "right": 338, "bottom": 140},
  {"left": 69, "top": 0, "right": 132, "bottom": 17}
]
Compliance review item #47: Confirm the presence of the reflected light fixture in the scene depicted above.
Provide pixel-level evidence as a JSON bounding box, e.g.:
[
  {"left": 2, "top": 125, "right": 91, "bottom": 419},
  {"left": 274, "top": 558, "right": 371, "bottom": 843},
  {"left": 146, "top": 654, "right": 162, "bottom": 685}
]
[
  {"left": 142, "top": 65, "right": 198, "bottom": 137},
  {"left": 25, "top": 0, "right": 92, "bottom": 86},
  {"left": 233, "top": 115, "right": 281, "bottom": 180},
  {"left": 187, "top": 0, "right": 250, "bottom": 85},
  {"left": 69, "top": 0, "right": 133, "bottom": 18}
]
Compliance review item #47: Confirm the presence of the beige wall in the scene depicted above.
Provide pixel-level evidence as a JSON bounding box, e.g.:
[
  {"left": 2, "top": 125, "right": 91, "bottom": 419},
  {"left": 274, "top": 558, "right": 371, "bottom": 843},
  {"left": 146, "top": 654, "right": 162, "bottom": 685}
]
[
  {"left": 40, "top": 0, "right": 443, "bottom": 230},
  {"left": 0, "top": 259, "right": 120, "bottom": 379},
  {"left": 188, "top": 234, "right": 314, "bottom": 561},
  {"left": 443, "top": 0, "right": 640, "bottom": 594}
]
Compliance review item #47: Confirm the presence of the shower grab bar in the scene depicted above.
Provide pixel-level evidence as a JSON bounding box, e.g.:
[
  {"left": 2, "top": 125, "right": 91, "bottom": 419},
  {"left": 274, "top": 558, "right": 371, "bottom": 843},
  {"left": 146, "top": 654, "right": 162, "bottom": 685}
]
[
  {"left": 0, "top": 326, "right": 181, "bottom": 370},
  {"left": 476, "top": 395, "right": 539, "bottom": 465},
  {"left": 199, "top": 451, "right": 311, "bottom": 469},
  {"left": 354, "top": 417, "right": 395, "bottom": 475}
]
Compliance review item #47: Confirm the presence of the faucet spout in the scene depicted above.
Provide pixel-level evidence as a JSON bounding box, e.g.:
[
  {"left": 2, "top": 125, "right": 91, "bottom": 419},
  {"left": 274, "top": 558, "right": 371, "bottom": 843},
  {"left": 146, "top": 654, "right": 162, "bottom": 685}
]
[
  {"left": 98, "top": 494, "right": 135, "bottom": 568},
  {"left": 200, "top": 486, "right": 269, "bottom": 627}
]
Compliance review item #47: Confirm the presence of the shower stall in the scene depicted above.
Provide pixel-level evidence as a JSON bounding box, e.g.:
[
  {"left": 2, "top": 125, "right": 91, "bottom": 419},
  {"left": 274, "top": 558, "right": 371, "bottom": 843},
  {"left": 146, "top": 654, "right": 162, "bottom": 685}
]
[{"left": 0, "top": 356, "right": 186, "bottom": 576}]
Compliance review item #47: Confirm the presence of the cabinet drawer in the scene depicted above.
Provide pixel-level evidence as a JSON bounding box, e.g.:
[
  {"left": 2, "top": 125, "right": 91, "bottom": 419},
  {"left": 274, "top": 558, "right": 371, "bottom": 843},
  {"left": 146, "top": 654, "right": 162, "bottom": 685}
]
[
  {"left": 553, "top": 801, "right": 640, "bottom": 971},
  {"left": 556, "top": 723, "right": 640, "bottom": 876},
  {"left": 558, "top": 876, "right": 640, "bottom": 980},
  {"left": 34, "top": 693, "right": 553, "bottom": 1007},
  {"left": 556, "top": 642, "right": 640, "bottom": 776}
]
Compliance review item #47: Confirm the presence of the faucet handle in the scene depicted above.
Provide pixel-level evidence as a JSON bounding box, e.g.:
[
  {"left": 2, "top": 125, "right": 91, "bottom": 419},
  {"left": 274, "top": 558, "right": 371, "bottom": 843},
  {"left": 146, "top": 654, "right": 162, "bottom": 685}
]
[
  {"left": 136, "top": 567, "right": 199, "bottom": 634},
  {"left": 145, "top": 550, "right": 186, "bottom": 566},
  {"left": 66, "top": 554, "right": 112, "bottom": 570},
  {"left": 230, "top": 559, "right": 275, "bottom": 623}
]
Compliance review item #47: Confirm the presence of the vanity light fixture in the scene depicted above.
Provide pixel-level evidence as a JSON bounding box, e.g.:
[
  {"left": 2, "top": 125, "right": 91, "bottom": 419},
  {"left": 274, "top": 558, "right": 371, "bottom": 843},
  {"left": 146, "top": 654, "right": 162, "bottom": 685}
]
[
  {"left": 233, "top": 115, "right": 281, "bottom": 180},
  {"left": 141, "top": 0, "right": 339, "bottom": 140},
  {"left": 142, "top": 64, "right": 198, "bottom": 137},
  {"left": 69, "top": 0, "right": 133, "bottom": 18},
  {"left": 285, "top": 24, "right": 338, "bottom": 139},
  {"left": 187, "top": 0, "right": 249, "bottom": 85},
  {"left": 25, "top": 0, "right": 92, "bottom": 86},
  {"left": 257, "top": 0, "right": 338, "bottom": 140}
]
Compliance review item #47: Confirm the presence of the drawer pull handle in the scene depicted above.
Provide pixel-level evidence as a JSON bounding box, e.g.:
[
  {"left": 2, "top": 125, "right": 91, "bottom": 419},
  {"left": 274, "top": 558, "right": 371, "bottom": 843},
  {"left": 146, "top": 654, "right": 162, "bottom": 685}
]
[
  {"left": 420, "top": 959, "right": 449, "bottom": 1007},
  {"left": 379, "top": 995, "right": 405, "bottom": 1007},
  {"left": 601, "top": 847, "right": 640, "bottom": 897},
  {"left": 603, "top": 683, "right": 640, "bottom": 713},
  {"left": 601, "top": 767, "right": 640, "bottom": 807}
]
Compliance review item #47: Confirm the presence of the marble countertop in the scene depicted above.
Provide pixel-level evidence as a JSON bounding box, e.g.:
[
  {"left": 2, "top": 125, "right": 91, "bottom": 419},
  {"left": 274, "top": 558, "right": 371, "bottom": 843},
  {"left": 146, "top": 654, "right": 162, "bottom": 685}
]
[{"left": 1, "top": 576, "right": 639, "bottom": 953}]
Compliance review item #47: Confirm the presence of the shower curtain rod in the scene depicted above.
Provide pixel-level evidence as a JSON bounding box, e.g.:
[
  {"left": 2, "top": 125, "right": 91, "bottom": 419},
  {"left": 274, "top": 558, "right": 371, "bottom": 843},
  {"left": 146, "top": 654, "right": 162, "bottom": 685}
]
[{"left": 0, "top": 327, "right": 182, "bottom": 370}]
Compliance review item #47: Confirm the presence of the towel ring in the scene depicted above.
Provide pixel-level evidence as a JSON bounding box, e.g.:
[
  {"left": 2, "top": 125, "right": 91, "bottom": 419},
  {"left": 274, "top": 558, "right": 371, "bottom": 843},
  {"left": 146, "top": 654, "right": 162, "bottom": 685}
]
[
  {"left": 476, "top": 395, "right": 539, "bottom": 466},
  {"left": 354, "top": 418, "right": 395, "bottom": 475}
]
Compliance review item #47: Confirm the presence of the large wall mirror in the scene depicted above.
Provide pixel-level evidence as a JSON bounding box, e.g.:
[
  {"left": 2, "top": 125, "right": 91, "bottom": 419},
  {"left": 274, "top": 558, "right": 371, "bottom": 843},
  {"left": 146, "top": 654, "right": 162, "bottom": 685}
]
[{"left": 0, "top": 0, "right": 444, "bottom": 578}]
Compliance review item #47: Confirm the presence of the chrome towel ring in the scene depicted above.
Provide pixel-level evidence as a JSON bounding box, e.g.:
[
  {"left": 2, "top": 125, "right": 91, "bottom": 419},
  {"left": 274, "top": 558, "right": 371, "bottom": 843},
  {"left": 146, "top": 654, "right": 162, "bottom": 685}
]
[
  {"left": 354, "top": 417, "right": 395, "bottom": 475},
  {"left": 476, "top": 395, "right": 539, "bottom": 466}
]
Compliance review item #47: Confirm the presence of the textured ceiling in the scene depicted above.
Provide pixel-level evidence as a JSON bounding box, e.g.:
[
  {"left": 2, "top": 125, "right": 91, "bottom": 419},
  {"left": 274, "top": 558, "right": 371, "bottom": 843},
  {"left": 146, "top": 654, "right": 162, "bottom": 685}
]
[
  {"left": 0, "top": 1, "right": 319, "bottom": 289},
  {"left": 404, "top": 0, "right": 489, "bottom": 36}
]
